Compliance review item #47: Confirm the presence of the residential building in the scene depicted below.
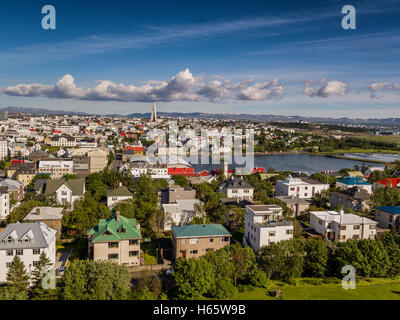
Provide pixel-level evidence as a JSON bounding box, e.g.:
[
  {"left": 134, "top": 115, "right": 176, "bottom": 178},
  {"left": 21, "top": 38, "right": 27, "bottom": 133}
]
[
  {"left": 28, "top": 150, "right": 50, "bottom": 164},
  {"left": 0, "top": 139, "right": 7, "bottom": 160},
  {"left": 71, "top": 148, "right": 108, "bottom": 173},
  {"left": 38, "top": 160, "right": 74, "bottom": 179},
  {"left": 7, "top": 162, "right": 36, "bottom": 187},
  {"left": 336, "top": 177, "right": 372, "bottom": 194},
  {"left": 330, "top": 187, "right": 372, "bottom": 212},
  {"left": 0, "top": 179, "right": 24, "bottom": 201},
  {"left": 72, "top": 156, "right": 90, "bottom": 177},
  {"left": 160, "top": 185, "right": 196, "bottom": 204},
  {"left": 50, "top": 134, "right": 76, "bottom": 147},
  {"left": 309, "top": 210, "right": 377, "bottom": 241},
  {"left": 0, "top": 222, "right": 57, "bottom": 283},
  {"left": 162, "top": 199, "right": 202, "bottom": 231},
  {"left": 0, "top": 186, "right": 10, "bottom": 220},
  {"left": 41, "top": 178, "right": 85, "bottom": 207},
  {"left": 106, "top": 185, "right": 134, "bottom": 208},
  {"left": 88, "top": 213, "right": 142, "bottom": 266},
  {"left": 274, "top": 195, "right": 310, "bottom": 216},
  {"left": 171, "top": 224, "right": 231, "bottom": 260},
  {"left": 217, "top": 176, "right": 254, "bottom": 200},
  {"left": 23, "top": 207, "right": 63, "bottom": 238},
  {"left": 375, "top": 206, "right": 400, "bottom": 232},
  {"left": 244, "top": 205, "right": 293, "bottom": 250},
  {"left": 275, "top": 175, "right": 329, "bottom": 199}
]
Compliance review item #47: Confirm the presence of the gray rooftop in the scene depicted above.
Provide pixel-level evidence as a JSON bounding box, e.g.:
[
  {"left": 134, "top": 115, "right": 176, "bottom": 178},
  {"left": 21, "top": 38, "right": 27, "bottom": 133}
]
[
  {"left": 0, "top": 222, "right": 57, "bottom": 250},
  {"left": 24, "top": 207, "right": 63, "bottom": 221}
]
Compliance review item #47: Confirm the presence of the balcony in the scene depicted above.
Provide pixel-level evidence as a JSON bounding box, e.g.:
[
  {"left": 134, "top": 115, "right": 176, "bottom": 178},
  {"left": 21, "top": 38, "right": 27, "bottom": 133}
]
[{"left": 256, "top": 220, "right": 293, "bottom": 228}]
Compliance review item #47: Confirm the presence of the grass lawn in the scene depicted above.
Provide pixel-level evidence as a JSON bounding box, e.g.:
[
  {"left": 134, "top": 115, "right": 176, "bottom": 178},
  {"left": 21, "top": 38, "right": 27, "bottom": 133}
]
[
  {"left": 57, "top": 238, "right": 88, "bottom": 265},
  {"left": 141, "top": 240, "right": 161, "bottom": 265},
  {"left": 230, "top": 278, "right": 400, "bottom": 300}
]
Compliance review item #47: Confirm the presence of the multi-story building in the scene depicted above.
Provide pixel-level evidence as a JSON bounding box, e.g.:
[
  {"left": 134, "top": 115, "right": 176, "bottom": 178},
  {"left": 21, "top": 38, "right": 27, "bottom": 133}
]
[
  {"left": 330, "top": 187, "right": 372, "bottom": 212},
  {"left": 50, "top": 134, "right": 76, "bottom": 147},
  {"left": 0, "top": 139, "right": 8, "bottom": 160},
  {"left": 41, "top": 178, "right": 85, "bottom": 207},
  {"left": 162, "top": 199, "right": 202, "bottom": 231},
  {"left": 38, "top": 160, "right": 74, "bottom": 179},
  {"left": 217, "top": 176, "right": 254, "bottom": 200},
  {"left": 309, "top": 210, "right": 377, "bottom": 241},
  {"left": 274, "top": 195, "right": 310, "bottom": 216},
  {"left": 71, "top": 148, "right": 108, "bottom": 173},
  {"left": 160, "top": 185, "right": 196, "bottom": 204},
  {"left": 274, "top": 175, "right": 329, "bottom": 199},
  {"left": 88, "top": 213, "right": 142, "bottom": 266},
  {"left": 0, "top": 186, "right": 10, "bottom": 220},
  {"left": 375, "top": 206, "right": 400, "bottom": 232},
  {"left": 0, "top": 179, "right": 24, "bottom": 201},
  {"left": 336, "top": 177, "right": 372, "bottom": 194},
  {"left": 171, "top": 224, "right": 231, "bottom": 260},
  {"left": 0, "top": 222, "right": 57, "bottom": 283},
  {"left": 244, "top": 205, "right": 293, "bottom": 250}
]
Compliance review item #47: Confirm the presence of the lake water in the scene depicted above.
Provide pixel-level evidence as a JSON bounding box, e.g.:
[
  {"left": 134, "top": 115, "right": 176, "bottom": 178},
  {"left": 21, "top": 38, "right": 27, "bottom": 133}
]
[
  {"left": 339, "top": 152, "right": 400, "bottom": 163},
  {"left": 191, "top": 154, "right": 384, "bottom": 174}
]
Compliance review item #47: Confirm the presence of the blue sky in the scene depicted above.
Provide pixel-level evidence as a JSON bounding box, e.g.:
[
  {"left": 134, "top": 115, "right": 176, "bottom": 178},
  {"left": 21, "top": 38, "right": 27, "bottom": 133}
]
[{"left": 0, "top": 0, "right": 399, "bottom": 117}]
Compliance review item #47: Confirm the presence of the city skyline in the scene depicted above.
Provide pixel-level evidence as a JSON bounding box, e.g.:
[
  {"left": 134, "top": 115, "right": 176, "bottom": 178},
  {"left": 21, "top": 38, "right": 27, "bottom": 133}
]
[{"left": 0, "top": 0, "right": 399, "bottom": 118}]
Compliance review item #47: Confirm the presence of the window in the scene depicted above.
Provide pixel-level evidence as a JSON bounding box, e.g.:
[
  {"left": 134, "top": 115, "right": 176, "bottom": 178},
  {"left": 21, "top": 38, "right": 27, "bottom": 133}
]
[
  {"left": 103, "top": 230, "right": 112, "bottom": 236},
  {"left": 33, "top": 261, "right": 40, "bottom": 266},
  {"left": 290, "top": 187, "right": 295, "bottom": 191},
  {"left": 221, "top": 237, "right": 230, "bottom": 242},
  {"left": 6, "top": 262, "right": 12, "bottom": 268},
  {"left": 304, "top": 193, "right": 308, "bottom": 197},
  {"left": 353, "top": 235, "right": 360, "bottom": 239},
  {"left": 304, "top": 187, "right": 308, "bottom": 190},
  {"left": 369, "top": 225, "right": 376, "bottom": 229},
  {"left": 339, "top": 235, "right": 346, "bottom": 240},
  {"left": 16, "top": 249, "right": 23, "bottom": 256},
  {"left": 209, "top": 238, "right": 214, "bottom": 242},
  {"left": 119, "top": 227, "right": 126, "bottom": 234},
  {"left": 33, "top": 248, "right": 40, "bottom": 255},
  {"left": 108, "top": 242, "right": 119, "bottom": 248},
  {"left": 190, "top": 238, "right": 198, "bottom": 244},
  {"left": 286, "top": 229, "right": 293, "bottom": 235},
  {"left": 129, "top": 251, "right": 139, "bottom": 257},
  {"left": 129, "top": 240, "right": 138, "bottom": 245},
  {"left": 6, "top": 250, "right": 13, "bottom": 256},
  {"left": 108, "top": 254, "right": 118, "bottom": 259},
  {"left": 318, "top": 220, "right": 323, "bottom": 225},
  {"left": 340, "top": 226, "right": 347, "bottom": 231},
  {"left": 190, "top": 250, "right": 198, "bottom": 255},
  {"left": 269, "top": 231, "right": 276, "bottom": 236},
  {"left": 353, "top": 225, "right": 360, "bottom": 230}
]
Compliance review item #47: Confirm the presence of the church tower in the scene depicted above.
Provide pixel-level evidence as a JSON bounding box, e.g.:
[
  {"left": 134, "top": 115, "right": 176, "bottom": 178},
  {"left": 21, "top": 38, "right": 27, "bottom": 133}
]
[{"left": 150, "top": 103, "right": 157, "bottom": 122}]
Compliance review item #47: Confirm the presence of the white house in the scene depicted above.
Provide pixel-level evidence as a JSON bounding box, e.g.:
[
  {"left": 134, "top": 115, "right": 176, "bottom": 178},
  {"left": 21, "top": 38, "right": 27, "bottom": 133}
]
[
  {"left": 309, "top": 210, "right": 377, "bottom": 241},
  {"left": 0, "top": 186, "right": 10, "bottom": 220},
  {"left": 244, "top": 204, "right": 293, "bottom": 250},
  {"left": 106, "top": 185, "right": 133, "bottom": 208},
  {"left": 43, "top": 178, "right": 85, "bottom": 208},
  {"left": 162, "top": 199, "right": 202, "bottom": 231},
  {"left": 0, "top": 222, "right": 57, "bottom": 283},
  {"left": 274, "top": 175, "right": 329, "bottom": 199},
  {"left": 217, "top": 176, "right": 254, "bottom": 200}
]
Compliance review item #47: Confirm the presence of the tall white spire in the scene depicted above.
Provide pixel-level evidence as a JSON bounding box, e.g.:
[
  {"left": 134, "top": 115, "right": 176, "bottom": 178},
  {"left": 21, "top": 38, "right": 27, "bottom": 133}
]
[{"left": 150, "top": 103, "right": 157, "bottom": 122}]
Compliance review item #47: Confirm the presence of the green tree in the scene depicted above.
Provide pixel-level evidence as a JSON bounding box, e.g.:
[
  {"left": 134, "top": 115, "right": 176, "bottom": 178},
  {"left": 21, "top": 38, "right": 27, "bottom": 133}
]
[
  {"left": 173, "top": 258, "right": 215, "bottom": 299},
  {"left": 60, "top": 260, "right": 131, "bottom": 300},
  {"left": 6, "top": 255, "right": 30, "bottom": 293},
  {"left": 30, "top": 252, "right": 55, "bottom": 299},
  {"left": 303, "top": 239, "right": 328, "bottom": 278},
  {"left": 172, "top": 175, "right": 190, "bottom": 188},
  {"left": 229, "top": 243, "right": 256, "bottom": 285},
  {"left": 0, "top": 285, "right": 28, "bottom": 300}
]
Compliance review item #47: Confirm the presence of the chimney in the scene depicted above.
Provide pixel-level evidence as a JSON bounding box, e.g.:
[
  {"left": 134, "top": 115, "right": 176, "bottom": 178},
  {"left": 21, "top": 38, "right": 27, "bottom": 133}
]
[
  {"left": 36, "top": 208, "right": 40, "bottom": 215},
  {"left": 202, "top": 215, "right": 206, "bottom": 227},
  {"left": 116, "top": 211, "right": 120, "bottom": 221}
]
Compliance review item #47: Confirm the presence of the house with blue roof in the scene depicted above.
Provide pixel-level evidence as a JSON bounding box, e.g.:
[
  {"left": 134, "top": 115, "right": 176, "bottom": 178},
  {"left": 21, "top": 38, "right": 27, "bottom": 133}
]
[
  {"left": 336, "top": 177, "right": 372, "bottom": 195},
  {"left": 171, "top": 224, "right": 231, "bottom": 260},
  {"left": 375, "top": 206, "right": 400, "bottom": 232}
]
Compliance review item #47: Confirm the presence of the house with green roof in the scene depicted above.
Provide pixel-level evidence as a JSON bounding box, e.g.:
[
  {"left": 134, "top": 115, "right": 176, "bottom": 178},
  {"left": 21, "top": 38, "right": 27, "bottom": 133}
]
[
  {"left": 88, "top": 212, "right": 142, "bottom": 266},
  {"left": 41, "top": 178, "right": 85, "bottom": 208},
  {"left": 106, "top": 184, "right": 133, "bottom": 208},
  {"left": 171, "top": 224, "right": 231, "bottom": 260}
]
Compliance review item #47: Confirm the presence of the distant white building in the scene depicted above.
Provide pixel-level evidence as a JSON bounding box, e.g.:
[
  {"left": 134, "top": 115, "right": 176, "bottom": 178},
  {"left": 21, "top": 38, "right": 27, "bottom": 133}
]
[
  {"left": 38, "top": 160, "right": 74, "bottom": 179},
  {"left": 244, "top": 205, "right": 293, "bottom": 250},
  {"left": 106, "top": 185, "right": 133, "bottom": 208},
  {"left": 0, "top": 222, "right": 57, "bottom": 283},
  {"left": 309, "top": 210, "right": 377, "bottom": 242},
  {"left": 275, "top": 175, "right": 329, "bottom": 199},
  {"left": 0, "top": 139, "right": 8, "bottom": 160},
  {"left": 0, "top": 186, "right": 10, "bottom": 220}
]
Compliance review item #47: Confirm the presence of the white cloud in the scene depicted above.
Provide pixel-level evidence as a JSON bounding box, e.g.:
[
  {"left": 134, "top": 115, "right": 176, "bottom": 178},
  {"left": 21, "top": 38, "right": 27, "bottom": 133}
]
[
  {"left": 368, "top": 82, "right": 400, "bottom": 98},
  {"left": 237, "top": 78, "right": 285, "bottom": 100},
  {"left": 303, "top": 80, "right": 348, "bottom": 97},
  {"left": 0, "top": 69, "right": 287, "bottom": 103}
]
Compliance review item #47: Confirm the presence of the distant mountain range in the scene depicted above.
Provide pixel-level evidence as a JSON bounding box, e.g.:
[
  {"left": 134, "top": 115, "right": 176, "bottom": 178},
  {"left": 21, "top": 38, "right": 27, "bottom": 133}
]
[{"left": 1, "top": 106, "right": 400, "bottom": 127}]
